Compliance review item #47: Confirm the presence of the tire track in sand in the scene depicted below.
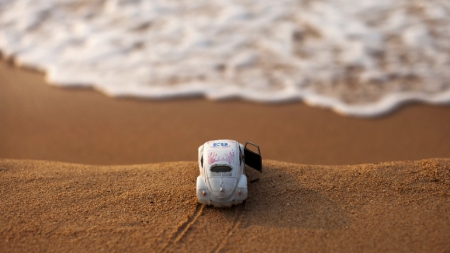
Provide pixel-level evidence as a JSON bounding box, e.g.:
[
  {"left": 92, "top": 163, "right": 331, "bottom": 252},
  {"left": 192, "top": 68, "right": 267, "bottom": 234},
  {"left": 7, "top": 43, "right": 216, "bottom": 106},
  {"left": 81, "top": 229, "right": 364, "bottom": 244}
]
[
  {"left": 210, "top": 202, "right": 246, "bottom": 253},
  {"left": 162, "top": 203, "right": 205, "bottom": 252}
]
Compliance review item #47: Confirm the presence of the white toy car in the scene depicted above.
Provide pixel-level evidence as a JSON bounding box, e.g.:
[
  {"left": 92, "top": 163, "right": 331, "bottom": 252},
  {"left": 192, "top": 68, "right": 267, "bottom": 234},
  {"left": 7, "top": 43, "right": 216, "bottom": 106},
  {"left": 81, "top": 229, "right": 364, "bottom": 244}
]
[{"left": 196, "top": 139, "right": 262, "bottom": 207}]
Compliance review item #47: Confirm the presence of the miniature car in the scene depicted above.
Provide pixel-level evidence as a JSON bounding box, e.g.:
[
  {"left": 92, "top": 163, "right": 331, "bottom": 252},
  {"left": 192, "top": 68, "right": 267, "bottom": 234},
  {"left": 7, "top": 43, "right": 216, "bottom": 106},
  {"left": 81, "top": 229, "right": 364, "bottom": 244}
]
[{"left": 196, "top": 139, "right": 262, "bottom": 207}]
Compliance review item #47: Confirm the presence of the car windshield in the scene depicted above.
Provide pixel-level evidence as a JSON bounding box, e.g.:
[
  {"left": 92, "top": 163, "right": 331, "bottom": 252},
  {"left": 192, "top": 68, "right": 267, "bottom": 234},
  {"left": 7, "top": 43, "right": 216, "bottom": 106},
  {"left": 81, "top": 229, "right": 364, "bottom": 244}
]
[{"left": 210, "top": 165, "right": 232, "bottom": 172}]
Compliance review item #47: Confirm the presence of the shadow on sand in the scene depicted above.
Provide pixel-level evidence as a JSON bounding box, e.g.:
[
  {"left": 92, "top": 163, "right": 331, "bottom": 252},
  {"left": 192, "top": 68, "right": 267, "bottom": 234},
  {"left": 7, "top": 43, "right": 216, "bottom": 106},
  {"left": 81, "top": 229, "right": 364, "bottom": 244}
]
[{"left": 206, "top": 164, "right": 351, "bottom": 230}]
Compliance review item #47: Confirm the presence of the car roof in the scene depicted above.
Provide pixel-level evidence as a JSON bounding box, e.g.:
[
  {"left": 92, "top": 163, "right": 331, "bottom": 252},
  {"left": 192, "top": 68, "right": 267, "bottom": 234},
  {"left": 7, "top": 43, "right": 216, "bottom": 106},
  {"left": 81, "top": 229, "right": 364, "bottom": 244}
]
[{"left": 205, "top": 140, "right": 239, "bottom": 167}]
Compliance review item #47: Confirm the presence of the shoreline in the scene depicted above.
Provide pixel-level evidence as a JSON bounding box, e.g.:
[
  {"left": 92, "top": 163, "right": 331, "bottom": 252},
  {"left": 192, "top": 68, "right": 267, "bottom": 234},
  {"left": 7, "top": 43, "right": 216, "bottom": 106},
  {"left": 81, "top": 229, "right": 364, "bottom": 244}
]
[{"left": 1, "top": 60, "right": 450, "bottom": 165}]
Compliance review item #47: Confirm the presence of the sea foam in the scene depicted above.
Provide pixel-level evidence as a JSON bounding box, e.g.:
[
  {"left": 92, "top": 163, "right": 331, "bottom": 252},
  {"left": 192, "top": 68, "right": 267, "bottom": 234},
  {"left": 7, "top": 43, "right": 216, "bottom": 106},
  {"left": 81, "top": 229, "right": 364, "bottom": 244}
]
[{"left": 1, "top": 0, "right": 449, "bottom": 117}]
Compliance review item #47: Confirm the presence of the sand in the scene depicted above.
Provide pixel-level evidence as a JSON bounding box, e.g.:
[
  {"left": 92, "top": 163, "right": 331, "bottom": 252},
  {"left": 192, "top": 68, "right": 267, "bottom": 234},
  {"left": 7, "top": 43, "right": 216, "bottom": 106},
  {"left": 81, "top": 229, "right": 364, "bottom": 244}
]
[
  {"left": 1, "top": 158, "right": 449, "bottom": 252},
  {"left": 1, "top": 59, "right": 450, "bottom": 252},
  {"left": 1, "top": 60, "right": 450, "bottom": 166}
]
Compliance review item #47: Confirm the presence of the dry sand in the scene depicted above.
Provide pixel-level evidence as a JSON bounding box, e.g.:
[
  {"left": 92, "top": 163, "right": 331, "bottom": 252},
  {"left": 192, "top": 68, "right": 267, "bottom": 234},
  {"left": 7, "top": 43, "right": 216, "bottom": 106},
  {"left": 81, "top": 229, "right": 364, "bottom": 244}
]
[
  {"left": 1, "top": 60, "right": 450, "bottom": 166},
  {"left": 1, "top": 158, "right": 449, "bottom": 252}
]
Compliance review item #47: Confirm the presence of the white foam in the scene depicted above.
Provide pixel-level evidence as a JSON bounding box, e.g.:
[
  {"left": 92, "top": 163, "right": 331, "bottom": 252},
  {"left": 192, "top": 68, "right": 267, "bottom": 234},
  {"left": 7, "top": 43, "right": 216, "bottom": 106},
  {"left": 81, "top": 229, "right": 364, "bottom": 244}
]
[{"left": 1, "top": 0, "right": 449, "bottom": 117}]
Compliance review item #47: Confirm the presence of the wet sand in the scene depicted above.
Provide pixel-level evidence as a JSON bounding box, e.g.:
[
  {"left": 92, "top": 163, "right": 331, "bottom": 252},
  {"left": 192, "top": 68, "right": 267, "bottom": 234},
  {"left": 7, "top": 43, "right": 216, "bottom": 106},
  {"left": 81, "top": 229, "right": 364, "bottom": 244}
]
[
  {"left": 1, "top": 158, "right": 449, "bottom": 252},
  {"left": 1, "top": 61, "right": 450, "bottom": 165}
]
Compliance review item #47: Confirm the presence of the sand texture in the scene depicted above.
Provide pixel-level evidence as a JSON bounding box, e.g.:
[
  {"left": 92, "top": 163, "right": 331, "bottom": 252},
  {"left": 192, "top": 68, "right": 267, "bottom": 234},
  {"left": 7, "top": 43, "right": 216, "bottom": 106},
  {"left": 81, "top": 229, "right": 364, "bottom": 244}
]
[{"left": 1, "top": 159, "right": 449, "bottom": 252}]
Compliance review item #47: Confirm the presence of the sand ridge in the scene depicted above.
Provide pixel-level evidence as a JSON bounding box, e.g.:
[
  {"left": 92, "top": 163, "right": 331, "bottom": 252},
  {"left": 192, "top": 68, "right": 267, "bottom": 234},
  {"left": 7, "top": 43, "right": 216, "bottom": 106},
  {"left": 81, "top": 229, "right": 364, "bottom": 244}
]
[{"left": 1, "top": 159, "right": 449, "bottom": 252}]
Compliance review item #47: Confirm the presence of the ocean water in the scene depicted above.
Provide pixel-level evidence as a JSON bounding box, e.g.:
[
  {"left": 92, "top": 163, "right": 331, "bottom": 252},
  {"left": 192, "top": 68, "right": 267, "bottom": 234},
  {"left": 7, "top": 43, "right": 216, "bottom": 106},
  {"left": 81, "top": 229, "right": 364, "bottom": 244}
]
[{"left": 1, "top": 0, "right": 449, "bottom": 117}]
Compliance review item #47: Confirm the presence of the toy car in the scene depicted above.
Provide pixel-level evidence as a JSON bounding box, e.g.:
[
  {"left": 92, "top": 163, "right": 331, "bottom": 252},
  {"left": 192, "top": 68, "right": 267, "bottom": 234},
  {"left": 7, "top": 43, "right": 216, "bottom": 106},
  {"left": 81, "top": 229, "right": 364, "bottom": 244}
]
[{"left": 196, "top": 139, "right": 262, "bottom": 207}]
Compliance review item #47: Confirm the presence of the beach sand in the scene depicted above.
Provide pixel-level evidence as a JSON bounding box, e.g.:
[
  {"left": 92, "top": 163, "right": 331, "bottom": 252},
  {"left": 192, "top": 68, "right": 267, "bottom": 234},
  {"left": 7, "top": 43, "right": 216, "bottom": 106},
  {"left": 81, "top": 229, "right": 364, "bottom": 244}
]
[
  {"left": 1, "top": 60, "right": 450, "bottom": 252},
  {"left": 1, "top": 158, "right": 449, "bottom": 252},
  {"left": 1, "top": 60, "right": 450, "bottom": 166}
]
